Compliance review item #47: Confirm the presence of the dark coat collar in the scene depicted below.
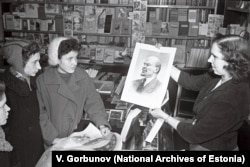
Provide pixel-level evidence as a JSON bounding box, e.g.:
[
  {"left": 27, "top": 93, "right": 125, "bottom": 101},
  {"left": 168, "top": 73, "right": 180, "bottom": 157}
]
[{"left": 3, "top": 68, "right": 36, "bottom": 96}]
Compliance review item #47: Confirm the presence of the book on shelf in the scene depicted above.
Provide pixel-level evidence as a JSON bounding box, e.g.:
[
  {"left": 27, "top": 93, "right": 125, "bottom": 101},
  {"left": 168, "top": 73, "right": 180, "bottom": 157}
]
[
  {"left": 63, "top": 12, "right": 73, "bottom": 37},
  {"left": 207, "top": 14, "right": 224, "bottom": 37},
  {"left": 178, "top": 21, "right": 189, "bottom": 36},
  {"left": 100, "top": 0, "right": 108, "bottom": 3},
  {"left": 145, "top": 22, "right": 152, "bottom": 36},
  {"left": 79, "top": 44, "right": 90, "bottom": 60},
  {"left": 74, "top": 5, "right": 85, "bottom": 17},
  {"left": 39, "top": 20, "right": 48, "bottom": 31},
  {"left": 188, "top": 23, "right": 199, "bottom": 37},
  {"left": 54, "top": 15, "right": 64, "bottom": 33},
  {"left": 94, "top": 80, "right": 115, "bottom": 94},
  {"left": 44, "top": 4, "right": 62, "bottom": 15},
  {"left": 25, "top": 3, "right": 39, "bottom": 18},
  {"left": 188, "top": 9, "right": 198, "bottom": 23},
  {"left": 72, "top": 11, "right": 83, "bottom": 33},
  {"left": 109, "top": 0, "right": 119, "bottom": 4},
  {"left": 114, "top": 46, "right": 125, "bottom": 64},
  {"left": 28, "top": 18, "right": 37, "bottom": 31},
  {"left": 172, "top": 44, "right": 186, "bottom": 65},
  {"left": 95, "top": 45, "right": 106, "bottom": 62},
  {"left": 48, "top": 19, "right": 56, "bottom": 31},
  {"left": 104, "top": 14, "right": 113, "bottom": 34},
  {"left": 4, "top": 14, "right": 15, "bottom": 30},
  {"left": 62, "top": 4, "right": 74, "bottom": 13},
  {"left": 169, "top": 22, "right": 179, "bottom": 37},
  {"left": 86, "top": 0, "right": 95, "bottom": 3},
  {"left": 148, "top": 10, "right": 156, "bottom": 22},
  {"left": 83, "top": 5, "right": 98, "bottom": 33},
  {"left": 186, "top": 47, "right": 210, "bottom": 68},
  {"left": 121, "top": 19, "right": 132, "bottom": 35},
  {"left": 11, "top": 3, "right": 25, "bottom": 17},
  {"left": 103, "top": 47, "right": 115, "bottom": 64},
  {"left": 13, "top": 16, "right": 22, "bottom": 30},
  {"left": 89, "top": 45, "right": 96, "bottom": 61},
  {"left": 152, "top": 20, "right": 161, "bottom": 35},
  {"left": 178, "top": 9, "right": 188, "bottom": 22},
  {"left": 111, "top": 18, "right": 122, "bottom": 35},
  {"left": 97, "top": 7, "right": 106, "bottom": 33},
  {"left": 115, "top": 7, "right": 128, "bottom": 19},
  {"left": 160, "top": 22, "right": 169, "bottom": 35},
  {"left": 198, "top": 23, "right": 208, "bottom": 36},
  {"left": 169, "top": 8, "right": 178, "bottom": 22}
]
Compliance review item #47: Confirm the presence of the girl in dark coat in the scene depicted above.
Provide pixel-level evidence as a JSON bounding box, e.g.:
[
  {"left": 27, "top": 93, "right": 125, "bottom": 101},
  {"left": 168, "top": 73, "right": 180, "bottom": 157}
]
[
  {"left": 150, "top": 34, "right": 250, "bottom": 150},
  {"left": 2, "top": 40, "right": 44, "bottom": 167}
]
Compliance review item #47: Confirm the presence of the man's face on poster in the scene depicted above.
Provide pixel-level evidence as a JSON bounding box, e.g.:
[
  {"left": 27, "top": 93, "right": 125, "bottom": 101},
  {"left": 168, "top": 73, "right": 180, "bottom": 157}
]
[{"left": 140, "top": 57, "right": 157, "bottom": 78}]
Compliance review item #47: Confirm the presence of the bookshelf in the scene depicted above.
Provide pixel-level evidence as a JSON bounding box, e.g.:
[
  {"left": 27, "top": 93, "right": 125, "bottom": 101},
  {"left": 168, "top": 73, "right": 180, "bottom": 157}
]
[
  {"left": 0, "top": 0, "right": 134, "bottom": 68},
  {"left": 223, "top": 0, "right": 250, "bottom": 35},
  {"left": 145, "top": 0, "right": 217, "bottom": 69}
]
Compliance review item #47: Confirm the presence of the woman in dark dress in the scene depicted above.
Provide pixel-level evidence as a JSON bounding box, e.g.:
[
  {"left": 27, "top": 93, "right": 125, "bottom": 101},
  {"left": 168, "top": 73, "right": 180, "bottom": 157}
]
[
  {"left": 151, "top": 34, "right": 250, "bottom": 150},
  {"left": 2, "top": 40, "right": 44, "bottom": 167}
]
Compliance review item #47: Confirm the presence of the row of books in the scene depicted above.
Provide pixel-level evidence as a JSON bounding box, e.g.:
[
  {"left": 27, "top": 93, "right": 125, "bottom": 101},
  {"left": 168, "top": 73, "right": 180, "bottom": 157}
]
[
  {"left": 146, "top": 21, "right": 200, "bottom": 37},
  {"left": 185, "top": 47, "right": 210, "bottom": 68},
  {"left": 148, "top": 0, "right": 216, "bottom": 7},
  {"left": 148, "top": 8, "right": 210, "bottom": 23},
  {"left": 78, "top": 45, "right": 127, "bottom": 64},
  {"left": 5, "top": 3, "right": 133, "bottom": 35},
  {"left": 3, "top": 14, "right": 58, "bottom": 32},
  {"left": 146, "top": 15, "right": 224, "bottom": 37}
]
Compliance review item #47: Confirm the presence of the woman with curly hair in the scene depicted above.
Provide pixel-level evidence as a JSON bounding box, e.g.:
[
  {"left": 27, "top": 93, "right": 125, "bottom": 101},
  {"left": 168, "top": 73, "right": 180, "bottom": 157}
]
[{"left": 150, "top": 34, "right": 250, "bottom": 150}]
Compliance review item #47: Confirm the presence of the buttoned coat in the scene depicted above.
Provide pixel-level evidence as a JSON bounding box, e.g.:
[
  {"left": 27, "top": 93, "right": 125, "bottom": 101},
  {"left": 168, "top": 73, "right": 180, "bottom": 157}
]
[
  {"left": 36, "top": 67, "right": 110, "bottom": 146},
  {"left": 176, "top": 72, "right": 250, "bottom": 150}
]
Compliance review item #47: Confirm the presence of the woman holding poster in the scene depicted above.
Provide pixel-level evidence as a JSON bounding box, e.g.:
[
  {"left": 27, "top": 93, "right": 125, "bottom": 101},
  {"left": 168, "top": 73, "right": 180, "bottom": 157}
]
[{"left": 150, "top": 34, "right": 250, "bottom": 151}]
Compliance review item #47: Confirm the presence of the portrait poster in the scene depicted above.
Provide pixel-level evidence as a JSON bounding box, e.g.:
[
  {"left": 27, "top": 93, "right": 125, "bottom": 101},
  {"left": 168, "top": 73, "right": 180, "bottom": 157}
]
[{"left": 121, "top": 43, "right": 176, "bottom": 108}]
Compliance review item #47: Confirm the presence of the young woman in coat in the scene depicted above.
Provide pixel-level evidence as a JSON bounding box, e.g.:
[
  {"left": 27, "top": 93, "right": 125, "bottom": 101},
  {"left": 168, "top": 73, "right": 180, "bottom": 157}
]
[
  {"left": 2, "top": 40, "right": 44, "bottom": 166},
  {"left": 150, "top": 34, "right": 250, "bottom": 150},
  {"left": 36, "top": 37, "right": 111, "bottom": 147}
]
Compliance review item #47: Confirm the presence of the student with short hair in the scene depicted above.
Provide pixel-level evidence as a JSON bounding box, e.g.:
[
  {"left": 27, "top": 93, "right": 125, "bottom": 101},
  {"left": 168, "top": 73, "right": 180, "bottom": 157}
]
[{"left": 36, "top": 37, "right": 111, "bottom": 148}]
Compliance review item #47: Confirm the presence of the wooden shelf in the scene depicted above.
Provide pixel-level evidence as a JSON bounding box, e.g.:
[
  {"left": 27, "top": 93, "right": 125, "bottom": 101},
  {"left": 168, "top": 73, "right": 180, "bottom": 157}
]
[
  {"left": 4, "top": 29, "right": 62, "bottom": 34},
  {"left": 147, "top": 5, "right": 215, "bottom": 9},
  {"left": 145, "top": 35, "right": 211, "bottom": 40},
  {"left": 1, "top": 0, "right": 133, "bottom": 7},
  {"left": 226, "top": 7, "right": 250, "bottom": 14},
  {"left": 4, "top": 29, "right": 132, "bottom": 37}
]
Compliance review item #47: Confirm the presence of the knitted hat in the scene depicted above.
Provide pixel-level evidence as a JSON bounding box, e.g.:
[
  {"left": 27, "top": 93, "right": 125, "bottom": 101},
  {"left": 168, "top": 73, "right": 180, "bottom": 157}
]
[
  {"left": 2, "top": 40, "right": 30, "bottom": 74},
  {"left": 48, "top": 37, "right": 68, "bottom": 66}
]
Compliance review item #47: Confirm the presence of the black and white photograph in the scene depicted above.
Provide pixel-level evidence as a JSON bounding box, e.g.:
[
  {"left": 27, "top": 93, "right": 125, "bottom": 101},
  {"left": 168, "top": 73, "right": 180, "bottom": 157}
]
[{"left": 121, "top": 43, "right": 176, "bottom": 108}]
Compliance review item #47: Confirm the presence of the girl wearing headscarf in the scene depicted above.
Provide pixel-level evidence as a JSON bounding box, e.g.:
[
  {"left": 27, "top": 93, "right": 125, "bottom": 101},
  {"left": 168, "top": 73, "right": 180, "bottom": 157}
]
[{"left": 2, "top": 40, "right": 44, "bottom": 166}]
